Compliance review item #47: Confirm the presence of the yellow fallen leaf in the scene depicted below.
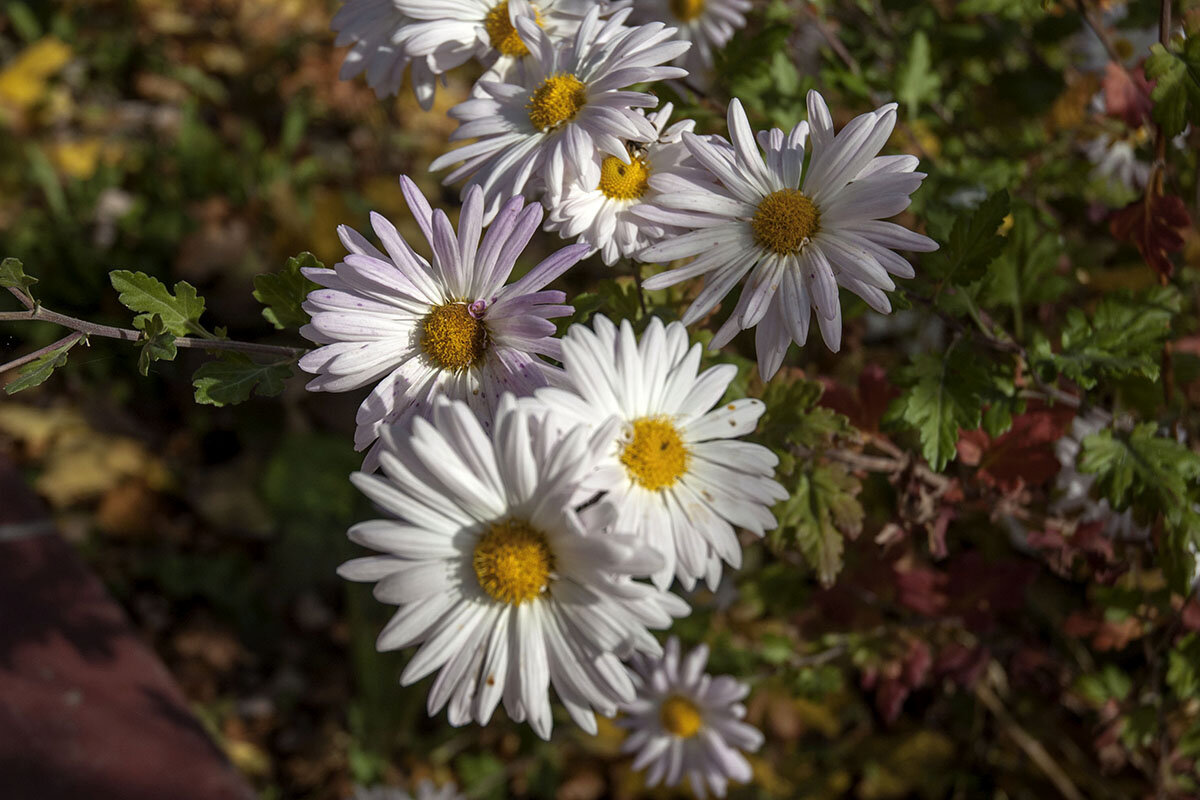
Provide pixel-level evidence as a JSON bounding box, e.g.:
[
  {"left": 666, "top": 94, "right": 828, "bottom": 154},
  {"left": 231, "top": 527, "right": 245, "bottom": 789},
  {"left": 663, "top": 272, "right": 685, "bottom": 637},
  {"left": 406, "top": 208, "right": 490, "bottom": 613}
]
[
  {"left": 0, "top": 38, "right": 73, "bottom": 111},
  {"left": 48, "top": 139, "right": 102, "bottom": 179}
]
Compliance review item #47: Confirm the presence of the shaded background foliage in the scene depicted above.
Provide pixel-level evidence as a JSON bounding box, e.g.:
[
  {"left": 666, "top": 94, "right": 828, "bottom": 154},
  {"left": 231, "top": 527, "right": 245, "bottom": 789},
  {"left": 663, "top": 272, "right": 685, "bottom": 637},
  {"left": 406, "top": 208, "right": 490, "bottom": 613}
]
[{"left": 2, "top": 0, "right": 1200, "bottom": 798}]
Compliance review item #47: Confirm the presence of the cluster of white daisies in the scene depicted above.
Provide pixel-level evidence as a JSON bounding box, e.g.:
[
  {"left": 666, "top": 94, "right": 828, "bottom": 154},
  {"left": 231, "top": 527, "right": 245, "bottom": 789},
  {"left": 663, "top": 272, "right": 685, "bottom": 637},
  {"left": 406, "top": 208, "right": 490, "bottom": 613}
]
[{"left": 311, "top": 0, "right": 935, "bottom": 796}]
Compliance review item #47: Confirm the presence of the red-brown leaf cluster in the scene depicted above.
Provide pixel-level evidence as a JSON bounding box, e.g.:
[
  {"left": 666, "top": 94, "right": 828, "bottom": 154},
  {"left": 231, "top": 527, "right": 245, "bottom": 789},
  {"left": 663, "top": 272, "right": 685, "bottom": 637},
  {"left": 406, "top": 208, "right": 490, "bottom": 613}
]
[{"left": 1110, "top": 188, "right": 1192, "bottom": 281}]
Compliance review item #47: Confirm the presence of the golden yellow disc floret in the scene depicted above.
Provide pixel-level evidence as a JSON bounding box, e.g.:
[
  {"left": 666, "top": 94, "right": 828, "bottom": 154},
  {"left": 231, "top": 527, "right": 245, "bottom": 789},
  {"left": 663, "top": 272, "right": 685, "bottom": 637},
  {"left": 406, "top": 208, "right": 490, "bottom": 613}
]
[
  {"left": 751, "top": 188, "right": 820, "bottom": 255},
  {"left": 660, "top": 695, "right": 704, "bottom": 737},
  {"left": 598, "top": 154, "right": 651, "bottom": 200},
  {"left": 484, "top": 1, "right": 541, "bottom": 58},
  {"left": 619, "top": 417, "right": 689, "bottom": 492},
  {"left": 668, "top": 0, "right": 706, "bottom": 22},
  {"left": 473, "top": 519, "right": 555, "bottom": 605},
  {"left": 527, "top": 73, "right": 587, "bottom": 132},
  {"left": 420, "top": 303, "right": 488, "bottom": 371}
]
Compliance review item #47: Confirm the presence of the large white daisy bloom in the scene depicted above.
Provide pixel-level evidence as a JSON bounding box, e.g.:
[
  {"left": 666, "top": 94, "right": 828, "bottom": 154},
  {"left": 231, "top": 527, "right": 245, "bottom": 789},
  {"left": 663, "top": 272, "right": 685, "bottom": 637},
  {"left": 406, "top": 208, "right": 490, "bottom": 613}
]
[
  {"left": 338, "top": 397, "right": 687, "bottom": 739},
  {"left": 298, "top": 177, "right": 589, "bottom": 469},
  {"left": 332, "top": 0, "right": 436, "bottom": 105},
  {"left": 528, "top": 315, "right": 787, "bottom": 590},
  {"left": 543, "top": 103, "right": 704, "bottom": 265},
  {"left": 430, "top": 7, "right": 690, "bottom": 223},
  {"left": 352, "top": 780, "right": 464, "bottom": 800},
  {"left": 620, "top": 637, "right": 763, "bottom": 798},
  {"left": 641, "top": 92, "right": 938, "bottom": 378},
  {"left": 631, "top": 0, "right": 751, "bottom": 75}
]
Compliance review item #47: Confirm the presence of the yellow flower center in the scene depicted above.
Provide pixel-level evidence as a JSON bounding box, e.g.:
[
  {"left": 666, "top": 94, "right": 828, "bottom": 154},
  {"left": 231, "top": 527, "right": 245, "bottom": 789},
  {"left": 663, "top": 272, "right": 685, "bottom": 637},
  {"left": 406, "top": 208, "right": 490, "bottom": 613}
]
[
  {"left": 484, "top": 1, "right": 541, "bottom": 58},
  {"left": 598, "top": 154, "right": 651, "bottom": 200},
  {"left": 473, "top": 519, "right": 555, "bottom": 605},
  {"left": 668, "top": 0, "right": 706, "bottom": 22},
  {"left": 527, "top": 73, "right": 587, "bottom": 132},
  {"left": 660, "top": 695, "right": 703, "bottom": 737},
  {"left": 420, "top": 302, "right": 488, "bottom": 371},
  {"left": 619, "top": 417, "right": 689, "bottom": 492},
  {"left": 751, "top": 188, "right": 820, "bottom": 255}
]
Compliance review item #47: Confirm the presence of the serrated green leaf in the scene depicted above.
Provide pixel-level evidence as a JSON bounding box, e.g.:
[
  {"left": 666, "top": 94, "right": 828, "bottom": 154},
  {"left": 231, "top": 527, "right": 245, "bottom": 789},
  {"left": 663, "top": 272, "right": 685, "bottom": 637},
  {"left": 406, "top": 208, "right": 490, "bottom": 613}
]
[
  {"left": 887, "top": 341, "right": 993, "bottom": 471},
  {"left": 1145, "top": 40, "right": 1200, "bottom": 139},
  {"left": 772, "top": 463, "right": 863, "bottom": 586},
  {"left": 760, "top": 378, "right": 855, "bottom": 450},
  {"left": 897, "top": 31, "right": 941, "bottom": 117},
  {"left": 1032, "top": 286, "right": 1179, "bottom": 390},
  {"left": 192, "top": 354, "right": 292, "bottom": 406},
  {"left": 110, "top": 269, "right": 207, "bottom": 337},
  {"left": 253, "top": 252, "right": 322, "bottom": 330},
  {"left": 926, "top": 191, "right": 1011, "bottom": 286},
  {"left": 1078, "top": 423, "right": 1200, "bottom": 543},
  {"left": 136, "top": 314, "right": 178, "bottom": 376},
  {"left": 0, "top": 257, "right": 37, "bottom": 296},
  {"left": 3, "top": 337, "right": 79, "bottom": 394}
]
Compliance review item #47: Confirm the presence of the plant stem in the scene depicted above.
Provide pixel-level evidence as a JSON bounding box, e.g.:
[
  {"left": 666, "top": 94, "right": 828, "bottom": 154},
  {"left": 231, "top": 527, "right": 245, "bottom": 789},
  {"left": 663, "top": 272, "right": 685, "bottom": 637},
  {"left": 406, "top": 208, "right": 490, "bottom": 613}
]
[
  {"left": 0, "top": 332, "right": 84, "bottom": 375},
  {"left": 1, "top": 289, "right": 308, "bottom": 364}
]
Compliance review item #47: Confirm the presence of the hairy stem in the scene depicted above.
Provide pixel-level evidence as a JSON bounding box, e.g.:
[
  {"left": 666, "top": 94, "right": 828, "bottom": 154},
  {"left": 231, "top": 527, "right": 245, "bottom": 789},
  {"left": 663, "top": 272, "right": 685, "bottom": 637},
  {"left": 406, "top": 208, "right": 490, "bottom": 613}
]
[{"left": 0, "top": 332, "right": 84, "bottom": 375}]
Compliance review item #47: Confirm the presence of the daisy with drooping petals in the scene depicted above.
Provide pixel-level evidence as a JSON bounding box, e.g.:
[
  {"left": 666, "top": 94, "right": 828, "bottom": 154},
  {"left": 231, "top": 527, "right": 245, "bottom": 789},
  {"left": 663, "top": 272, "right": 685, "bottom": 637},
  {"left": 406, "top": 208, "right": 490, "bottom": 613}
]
[
  {"left": 620, "top": 637, "right": 763, "bottom": 798},
  {"left": 641, "top": 92, "right": 938, "bottom": 378},
  {"left": 543, "top": 103, "right": 706, "bottom": 265},
  {"left": 338, "top": 397, "right": 687, "bottom": 740},
  {"left": 528, "top": 315, "right": 787, "bottom": 590},
  {"left": 352, "top": 780, "right": 464, "bottom": 800},
  {"left": 430, "top": 7, "right": 690, "bottom": 222},
  {"left": 332, "top": 1, "right": 433, "bottom": 105},
  {"left": 631, "top": 0, "right": 751, "bottom": 76},
  {"left": 298, "top": 176, "right": 589, "bottom": 469}
]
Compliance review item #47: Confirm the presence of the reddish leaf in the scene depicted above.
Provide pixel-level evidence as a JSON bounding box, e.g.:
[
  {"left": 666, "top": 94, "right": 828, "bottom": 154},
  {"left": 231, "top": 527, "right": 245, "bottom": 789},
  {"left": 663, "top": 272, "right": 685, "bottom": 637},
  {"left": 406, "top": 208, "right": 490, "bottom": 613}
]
[
  {"left": 819, "top": 364, "right": 898, "bottom": 432},
  {"left": 893, "top": 561, "right": 948, "bottom": 616},
  {"left": 956, "top": 402, "right": 1076, "bottom": 492},
  {"left": 1102, "top": 62, "right": 1154, "bottom": 128},
  {"left": 1110, "top": 189, "right": 1192, "bottom": 280}
]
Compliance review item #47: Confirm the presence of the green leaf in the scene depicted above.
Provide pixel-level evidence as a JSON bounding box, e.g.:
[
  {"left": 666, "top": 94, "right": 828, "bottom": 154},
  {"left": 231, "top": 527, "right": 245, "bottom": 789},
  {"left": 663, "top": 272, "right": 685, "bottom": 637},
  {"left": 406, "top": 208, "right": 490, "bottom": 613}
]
[
  {"left": 253, "top": 252, "right": 321, "bottom": 330},
  {"left": 1031, "top": 286, "right": 1179, "bottom": 390},
  {"left": 759, "top": 378, "right": 855, "bottom": 450},
  {"left": 1168, "top": 634, "right": 1200, "bottom": 700},
  {"left": 1145, "top": 40, "right": 1200, "bottom": 139},
  {"left": 110, "top": 270, "right": 207, "bottom": 337},
  {"left": 0, "top": 257, "right": 37, "bottom": 296},
  {"left": 896, "top": 31, "right": 941, "bottom": 117},
  {"left": 4, "top": 337, "right": 79, "bottom": 395},
  {"left": 772, "top": 463, "right": 863, "bottom": 586},
  {"left": 887, "top": 341, "right": 993, "bottom": 471},
  {"left": 1079, "top": 423, "right": 1200, "bottom": 512},
  {"left": 136, "top": 314, "right": 178, "bottom": 376},
  {"left": 192, "top": 354, "right": 292, "bottom": 406},
  {"left": 926, "top": 191, "right": 1011, "bottom": 286}
]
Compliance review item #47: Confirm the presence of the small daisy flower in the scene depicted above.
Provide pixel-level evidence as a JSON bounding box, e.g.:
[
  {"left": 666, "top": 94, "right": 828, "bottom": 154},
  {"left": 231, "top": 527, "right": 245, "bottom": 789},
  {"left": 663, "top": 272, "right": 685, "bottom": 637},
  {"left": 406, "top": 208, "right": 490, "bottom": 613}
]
[
  {"left": 353, "top": 780, "right": 464, "bottom": 800},
  {"left": 620, "top": 637, "right": 763, "bottom": 798},
  {"left": 298, "top": 176, "right": 589, "bottom": 469},
  {"left": 543, "top": 103, "right": 706, "bottom": 265},
  {"left": 631, "top": 0, "right": 752, "bottom": 76},
  {"left": 641, "top": 92, "right": 938, "bottom": 378},
  {"left": 1083, "top": 132, "right": 1151, "bottom": 193},
  {"left": 529, "top": 315, "right": 787, "bottom": 590},
  {"left": 338, "top": 396, "right": 686, "bottom": 739},
  {"left": 332, "top": 0, "right": 438, "bottom": 106},
  {"left": 430, "top": 6, "right": 690, "bottom": 223}
]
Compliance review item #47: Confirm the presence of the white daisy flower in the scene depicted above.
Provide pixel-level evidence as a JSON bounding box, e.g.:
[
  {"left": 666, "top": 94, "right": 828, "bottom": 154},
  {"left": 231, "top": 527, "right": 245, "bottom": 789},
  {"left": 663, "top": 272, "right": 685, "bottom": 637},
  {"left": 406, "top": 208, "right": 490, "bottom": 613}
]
[
  {"left": 353, "top": 780, "right": 464, "bottom": 800},
  {"left": 543, "top": 103, "right": 705, "bottom": 265},
  {"left": 620, "top": 637, "right": 763, "bottom": 798},
  {"left": 640, "top": 92, "right": 938, "bottom": 378},
  {"left": 298, "top": 176, "right": 589, "bottom": 469},
  {"left": 338, "top": 396, "right": 686, "bottom": 739},
  {"left": 430, "top": 6, "right": 690, "bottom": 223},
  {"left": 528, "top": 315, "right": 787, "bottom": 590},
  {"left": 631, "top": 0, "right": 752, "bottom": 76},
  {"left": 332, "top": 0, "right": 436, "bottom": 106},
  {"left": 1083, "top": 132, "right": 1151, "bottom": 193}
]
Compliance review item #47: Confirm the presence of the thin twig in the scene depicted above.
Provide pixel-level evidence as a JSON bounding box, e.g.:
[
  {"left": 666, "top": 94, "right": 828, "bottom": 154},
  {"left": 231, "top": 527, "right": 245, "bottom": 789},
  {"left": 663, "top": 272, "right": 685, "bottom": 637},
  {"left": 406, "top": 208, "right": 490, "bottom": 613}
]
[
  {"left": 1073, "top": 0, "right": 1153, "bottom": 101},
  {"left": 0, "top": 332, "right": 84, "bottom": 375},
  {"left": 976, "top": 679, "right": 1085, "bottom": 800},
  {"left": 1, "top": 300, "right": 308, "bottom": 360}
]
